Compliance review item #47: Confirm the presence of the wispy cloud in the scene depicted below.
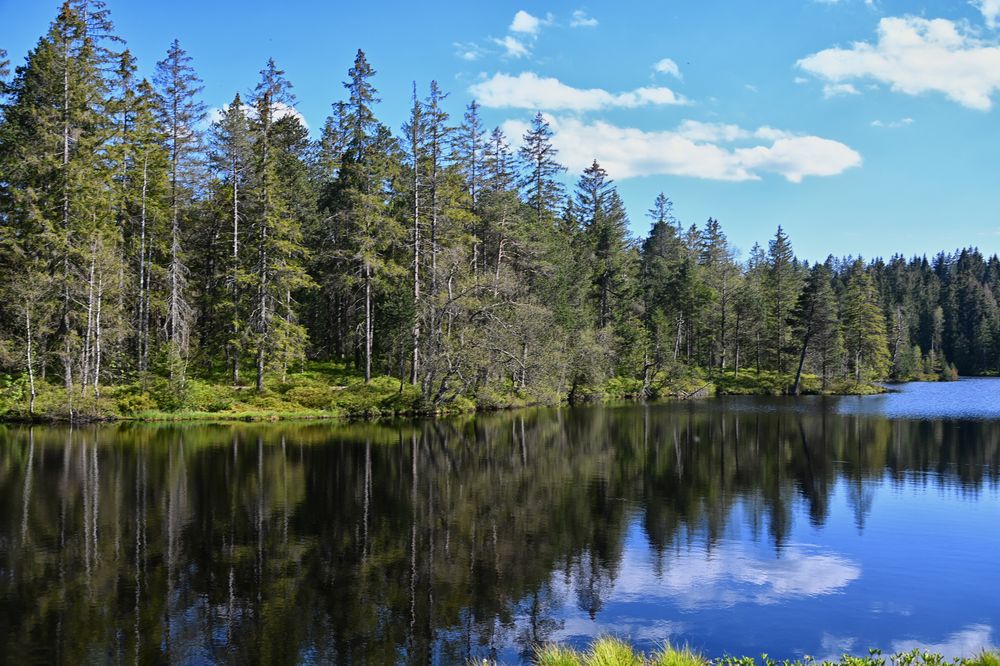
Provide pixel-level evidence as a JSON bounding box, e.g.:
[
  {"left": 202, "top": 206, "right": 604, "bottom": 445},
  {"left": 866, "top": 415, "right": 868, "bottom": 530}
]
[
  {"left": 204, "top": 101, "right": 308, "bottom": 130},
  {"left": 798, "top": 16, "right": 1000, "bottom": 110},
  {"left": 652, "top": 57, "right": 681, "bottom": 78},
  {"left": 471, "top": 72, "right": 687, "bottom": 111},
  {"left": 453, "top": 41, "right": 486, "bottom": 61},
  {"left": 823, "top": 82, "right": 860, "bottom": 98},
  {"left": 973, "top": 0, "right": 1000, "bottom": 29},
  {"left": 492, "top": 35, "right": 530, "bottom": 58},
  {"left": 892, "top": 624, "right": 996, "bottom": 659},
  {"left": 510, "top": 9, "right": 551, "bottom": 35},
  {"left": 871, "top": 117, "right": 914, "bottom": 128},
  {"left": 570, "top": 9, "right": 599, "bottom": 28},
  {"left": 502, "top": 115, "right": 862, "bottom": 183}
]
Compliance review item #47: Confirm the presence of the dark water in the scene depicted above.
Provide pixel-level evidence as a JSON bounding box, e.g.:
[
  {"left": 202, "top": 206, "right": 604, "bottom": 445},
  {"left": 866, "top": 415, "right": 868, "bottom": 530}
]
[{"left": 1, "top": 381, "right": 999, "bottom": 664}]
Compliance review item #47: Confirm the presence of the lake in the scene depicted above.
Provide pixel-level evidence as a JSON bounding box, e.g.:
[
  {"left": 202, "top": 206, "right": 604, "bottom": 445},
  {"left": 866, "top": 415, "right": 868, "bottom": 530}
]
[{"left": 1, "top": 379, "right": 999, "bottom": 664}]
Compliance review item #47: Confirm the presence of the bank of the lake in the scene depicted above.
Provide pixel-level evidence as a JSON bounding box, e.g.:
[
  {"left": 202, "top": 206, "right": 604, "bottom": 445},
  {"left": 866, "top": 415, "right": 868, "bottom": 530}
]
[
  {"left": 0, "top": 362, "right": 894, "bottom": 423},
  {"left": 527, "top": 640, "right": 1000, "bottom": 666}
]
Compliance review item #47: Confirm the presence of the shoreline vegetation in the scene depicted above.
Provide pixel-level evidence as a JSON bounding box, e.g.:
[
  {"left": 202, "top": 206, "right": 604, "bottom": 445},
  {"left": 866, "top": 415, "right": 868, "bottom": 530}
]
[
  {"left": 517, "top": 640, "right": 1000, "bottom": 666},
  {"left": 0, "top": 359, "right": 949, "bottom": 424},
  {"left": 1, "top": 2, "right": 992, "bottom": 427}
]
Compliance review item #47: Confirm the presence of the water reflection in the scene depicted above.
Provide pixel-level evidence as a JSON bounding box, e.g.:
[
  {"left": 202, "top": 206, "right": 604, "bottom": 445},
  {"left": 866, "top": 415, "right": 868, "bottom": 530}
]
[{"left": 0, "top": 396, "right": 998, "bottom": 663}]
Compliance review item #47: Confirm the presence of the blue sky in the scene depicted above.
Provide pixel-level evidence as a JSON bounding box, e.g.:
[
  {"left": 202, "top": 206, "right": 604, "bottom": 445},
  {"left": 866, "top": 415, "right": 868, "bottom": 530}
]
[{"left": 3, "top": 0, "right": 1000, "bottom": 261}]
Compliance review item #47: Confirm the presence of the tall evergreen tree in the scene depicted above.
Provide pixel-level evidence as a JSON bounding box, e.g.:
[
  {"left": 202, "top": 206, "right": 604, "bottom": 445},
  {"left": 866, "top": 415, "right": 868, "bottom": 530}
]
[
  {"left": 208, "top": 92, "right": 251, "bottom": 383},
  {"left": 246, "top": 59, "right": 314, "bottom": 389},
  {"left": 765, "top": 226, "right": 801, "bottom": 373},
  {"left": 842, "top": 260, "right": 891, "bottom": 382},
  {"left": 791, "top": 263, "right": 841, "bottom": 393},
  {"left": 154, "top": 39, "right": 204, "bottom": 378},
  {"left": 519, "top": 112, "right": 565, "bottom": 227}
]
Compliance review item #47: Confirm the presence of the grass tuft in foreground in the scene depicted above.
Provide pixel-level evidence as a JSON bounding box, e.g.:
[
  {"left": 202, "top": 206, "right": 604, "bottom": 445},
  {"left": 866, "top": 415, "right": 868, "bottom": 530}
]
[{"left": 492, "top": 640, "right": 1000, "bottom": 666}]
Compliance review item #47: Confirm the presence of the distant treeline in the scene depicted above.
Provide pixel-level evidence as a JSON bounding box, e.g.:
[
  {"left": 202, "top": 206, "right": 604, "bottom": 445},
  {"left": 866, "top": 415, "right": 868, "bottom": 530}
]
[{"left": 1, "top": 1, "right": 998, "bottom": 409}]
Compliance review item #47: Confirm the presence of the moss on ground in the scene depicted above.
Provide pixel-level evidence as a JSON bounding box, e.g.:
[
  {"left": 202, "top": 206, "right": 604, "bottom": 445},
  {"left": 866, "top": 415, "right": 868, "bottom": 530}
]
[{"left": 0, "top": 362, "right": 892, "bottom": 423}]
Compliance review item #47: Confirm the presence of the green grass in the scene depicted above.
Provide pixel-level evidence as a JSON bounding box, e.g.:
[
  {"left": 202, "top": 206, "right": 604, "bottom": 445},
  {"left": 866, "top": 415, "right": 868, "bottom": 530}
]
[
  {"left": 487, "top": 640, "right": 999, "bottom": 666},
  {"left": 0, "top": 359, "right": 893, "bottom": 424}
]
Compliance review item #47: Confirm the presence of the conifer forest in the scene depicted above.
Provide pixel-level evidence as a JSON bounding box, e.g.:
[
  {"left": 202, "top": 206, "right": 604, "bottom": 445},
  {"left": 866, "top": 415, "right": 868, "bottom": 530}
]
[{"left": 2, "top": 1, "right": 999, "bottom": 420}]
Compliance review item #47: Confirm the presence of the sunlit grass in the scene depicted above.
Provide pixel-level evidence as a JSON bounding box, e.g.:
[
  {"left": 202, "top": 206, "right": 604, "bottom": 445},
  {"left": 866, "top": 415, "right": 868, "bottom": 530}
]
[{"left": 479, "top": 640, "right": 1000, "bottom": 666}]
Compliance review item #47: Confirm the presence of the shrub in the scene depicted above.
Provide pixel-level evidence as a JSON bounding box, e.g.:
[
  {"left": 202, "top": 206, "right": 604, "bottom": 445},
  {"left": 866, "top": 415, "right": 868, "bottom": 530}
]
[
  {"left": 285, "top": 384, "right": 336, "bottom": 409},
  {"left": 116, "top": 392, "right": 157, "bottom": 415}
]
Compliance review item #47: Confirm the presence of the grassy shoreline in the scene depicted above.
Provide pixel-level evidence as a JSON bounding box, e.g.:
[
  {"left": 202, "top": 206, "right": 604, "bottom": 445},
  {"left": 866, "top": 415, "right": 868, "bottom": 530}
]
[
  {"left": 519, "top": 639, "right": 999, "bottom": 666},
  {"left": 0, "top": 362, "right": 894, "bottom": 424}
]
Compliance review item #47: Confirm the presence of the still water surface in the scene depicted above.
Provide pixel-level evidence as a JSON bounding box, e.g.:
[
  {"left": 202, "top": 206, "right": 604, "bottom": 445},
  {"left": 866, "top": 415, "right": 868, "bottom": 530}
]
[{"left": 1, "top": 380, "right": 999, "bottom": 664}]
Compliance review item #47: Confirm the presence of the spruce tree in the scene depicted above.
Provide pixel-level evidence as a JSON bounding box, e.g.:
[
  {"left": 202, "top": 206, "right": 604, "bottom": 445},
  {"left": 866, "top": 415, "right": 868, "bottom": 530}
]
[
  {"left": 519, "top": 112, "right": 565, "bottom": 226},
  {"left": 209, "top": 92, "right": 251, "bottom": 383},
  {"left": 842, "top": 260, "right": 891, "bottom": 382},
  {"left": 765, "top": 226, "right": 801, "bottom": 373},
  {"left": 246, "top": 59, "right": 314, "bottom": 389},
  {"left": 154, "top": 39, "right": 205, "bottom": 379},
  {"left": 791, "top": 263, "right": 841, "bottom": 393},
  {"left": 330, "top": 50, "right": 404, "bottom": 383}
]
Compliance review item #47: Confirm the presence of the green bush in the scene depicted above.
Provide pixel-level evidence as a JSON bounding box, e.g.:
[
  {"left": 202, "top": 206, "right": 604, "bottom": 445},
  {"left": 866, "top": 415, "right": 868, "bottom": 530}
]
[
  {"left": 285, "top": 384, "right": 336, "bottom": 409},
  {"left": 603, "top": 376, "right": 644, "bottom": 399},
  {"left": 184, "top": 380, "right": 237, "bottom": 412},
  {"left": 116, "top": 391, "right": 157, "bottom": 415}
]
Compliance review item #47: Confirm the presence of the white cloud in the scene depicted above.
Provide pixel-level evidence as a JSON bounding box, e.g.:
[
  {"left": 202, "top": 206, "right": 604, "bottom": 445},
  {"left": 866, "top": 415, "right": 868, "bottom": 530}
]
[
  {"left": 823, "top": 82, "right": 861, "bottom": 97},
  {"left": 205, "top": 101, "right": 308, "bottom": 130},
  {"left": 871, "top": 117, "right": 914, "bottom": 127},
  {"left": 653, "top": 57, "right": 681, "bottom": 78},
  {"left": 453, "top": 41, "right": 487, "bottom": 61},
  {"left": 798, "top": 16, "right": 1000, "bottom": 110},
  {"left": 892, "top": 624, "right": 996, "bottom": 659},
  {"left": 794, "top": 76, "right": 810, "bottom": 84},
  {"left": 577, "top": 542, "right": 861, "bottom": 609},
  {"left": 502, "top": 115, "right": 862, "bottom": 183},
  {"left": 570, "top": 9, "right": 598, "bottom": 28},
  {"left": 510, "top": 9, "right": 548, "bottom": 34},
  {"left": 492, "top": 35, "right": 530, "bottom": 59},
  {"left": 973, "top": 0, "right": 1000, "bottom": 29},
  {"left": 674, "top": 120, "right": 793, "bottom": 143},
  {"left": 745, "top": 83, "right": 760, "bottom": 92},
  {"left": 470, "top": 72, "right": 687, "bottom": 111}
]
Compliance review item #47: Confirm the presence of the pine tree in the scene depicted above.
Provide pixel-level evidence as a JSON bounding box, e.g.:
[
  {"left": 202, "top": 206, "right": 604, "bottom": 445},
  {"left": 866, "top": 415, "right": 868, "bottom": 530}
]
[
  {"left": 154, "top": 39, "right": 205, "bottom": 379},
  {"left": 209, "top": 92, "right": 252, "bottom": 383},
  {"left": 791, "top": 263, "right": 841, "bottom": 393},
  {"left": 0, "top": 1, "right": 118, "bottom": 399},
  {"left": 330, "top": 50, "right": 405, "bottom": 383},
  {"left": 519, "top": 112, "right": 565, "bottom": 227},
  {"left": 246, "top": 59, "right": 314, "bottom": 389},
  {"left": 641, "top": 193, "right": 687, "bottom": 370},
  {"left": 765, "top": 226, "right": 801, "bottom": 373},
  {"left": 576, "top": 160, "right": 632, "bottom": 329},
  {"left": 114, "top": 74, "right": 170, "bottom": 378},
  {"left": 841, "top": 260, "right": 891, "bottom": 382},
  {"left": 699, "top": 218, "right": 739, "bottom": 369}
]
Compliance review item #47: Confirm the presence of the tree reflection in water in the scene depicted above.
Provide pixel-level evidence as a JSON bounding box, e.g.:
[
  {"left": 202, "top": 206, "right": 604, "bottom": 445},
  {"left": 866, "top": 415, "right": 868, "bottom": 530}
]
[{"left": 1, "top": 401, "right": 998, "bottom": 663}]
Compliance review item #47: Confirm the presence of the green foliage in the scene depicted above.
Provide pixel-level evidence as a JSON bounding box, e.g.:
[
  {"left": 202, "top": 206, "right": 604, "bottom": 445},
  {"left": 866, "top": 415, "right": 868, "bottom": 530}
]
[
  {"left": 511, "top": 641, "right": 998, "bottom": 666},
  {"left": 1, "top": 2, "right": 996, "bottom": 420}
]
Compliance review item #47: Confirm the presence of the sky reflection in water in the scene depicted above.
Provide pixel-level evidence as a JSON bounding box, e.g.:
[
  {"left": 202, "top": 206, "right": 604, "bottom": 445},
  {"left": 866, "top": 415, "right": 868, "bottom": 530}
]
[{"left": 0, "top": 381, "right": 998, "bottom": 663}]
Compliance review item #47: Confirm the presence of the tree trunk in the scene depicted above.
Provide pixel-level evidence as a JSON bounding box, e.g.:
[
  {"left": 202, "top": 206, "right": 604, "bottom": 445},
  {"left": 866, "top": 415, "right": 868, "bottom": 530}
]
[
  {"left": 138, "top": 156, "right": 149, "bottom": 374},
  {"left": 25, "top": 306, "right": 36, "bottom": 416},
  {"left": 62, "top": 32, "right": 72, "bottom": 395},
  {"left": 792, "top": 330, "right": 811, "bottom": 396},
  {"left": 364, "top": 260, "right": 372, "bottom": 383},
  {"left": 82, "top": 242, "right": 96, "bottom": 392},
  {"left": 411, "top": 116, "right": 421, "bottom": 385},
  {"left": 231, "top": 157, "right": 240, "bottom": 385},
  {"left": 94, "top": 271, "right": 103, "bottom": 398}
]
